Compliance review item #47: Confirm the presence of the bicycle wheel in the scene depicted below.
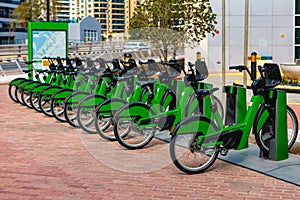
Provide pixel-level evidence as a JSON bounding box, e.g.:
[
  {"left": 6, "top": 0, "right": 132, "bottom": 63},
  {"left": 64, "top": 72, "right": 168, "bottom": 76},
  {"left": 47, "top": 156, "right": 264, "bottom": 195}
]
[
  {"left": 114, "top": 103, "right": 156, "bottom": 150},
  {"left": 51, "top": 88, "right": 75, "bottom": 123},
  {"left": 95, "top": 98, "right": 128, "bottom": 141},
  {"left": 254, "top": 105, "right": 298, "bottom": 154},
  {"left": 15, "top": 85, "right": 25, "bottom": 106},
  {"left": 51, "top": 97, "right": 67, "bottom": 122},
  {"left": 64, "top": 91, "right": 90, "bottom": 127},
  {"left": 29, "top": 92, "right": 42, "bottom": 112},
  {"left": 186, "top": 94, "right": 224, "bottom": 119},
  {"left": 8, "top": 83, "right": 20, "bottom": 103},
  {"left": 21, "top": 89, "right": 33, "bottom": 108},
  {"left": 169, "top": 115, "right": 220, "bottom": 174},
  {"left": 77, "top": 94, "right": 107, "bottom": 134},
  {"left": 39, "top": 95, "right": 53, "bottom": 117},
  {"left": 64, "top": 100, "right": 79, "bottom": 127}
]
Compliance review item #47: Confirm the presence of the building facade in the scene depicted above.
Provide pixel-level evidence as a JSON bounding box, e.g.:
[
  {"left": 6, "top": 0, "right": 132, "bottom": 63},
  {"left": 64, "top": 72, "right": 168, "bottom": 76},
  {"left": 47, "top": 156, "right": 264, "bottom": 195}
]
[
  {"left": 79, "top": 0, "right": 141, "bottom": 37},
  {"left": 0, "top": 0, "right": 26, "bottom": 44},
  {"left": 205, "top": 0, "right": 296, "bottom": 69}
]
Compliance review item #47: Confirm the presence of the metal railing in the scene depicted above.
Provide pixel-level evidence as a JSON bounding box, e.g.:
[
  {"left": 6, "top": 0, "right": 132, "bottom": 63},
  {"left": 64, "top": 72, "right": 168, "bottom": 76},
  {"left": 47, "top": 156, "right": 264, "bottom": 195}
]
[{"left": 0, "top": 41, "right": 184, "bottom": 76}]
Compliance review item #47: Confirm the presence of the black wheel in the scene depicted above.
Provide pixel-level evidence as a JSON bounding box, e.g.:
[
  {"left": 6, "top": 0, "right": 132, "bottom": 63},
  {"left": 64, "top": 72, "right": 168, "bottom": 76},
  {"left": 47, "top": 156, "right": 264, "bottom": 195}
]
[
  {"left": 21, "top": 89, "right": 33, "bottom": 108},
  {"left": 63, "top": 91, "right": 90, "bottom": 127},
  {"left": 39, "top": 95, "right": 53, "bottom": 117},
  {"left": 15, "top": 85, "right": 25, "bottom": 106},
  {"left": 77, "top": 94, "right": 107, "bottom": 134},
  {"left": 169, "top": 115, "right": 219, "bottom": 174},
  {"left": 8, "top": 78, "right": 28, "bottom": 103},
  {"left": 185, "top": 94, "right": 224, "bottom": 119},
  {"left": 212, "top": 96, "right": 224, "bottom": 120},
  {"left": 8, "top": 84, "right": 20, "bottom": 103},
  {"left": 30, "top": 92, "right": 42, "bottom": 112},
  {"left": 51, "top": 97, "right": 67, "bottom": 122},
  {"left": 95, "top": 98, "right": 128, "bottom": 141},
  {"left": 64, "top": 100, "right": 79, "bottom": 127},
  {"left": 114, "top": 103, "right": 156, "bottom": 150},
  {"left": 254, "top": 105, "right": 298, "bottom": 154}
]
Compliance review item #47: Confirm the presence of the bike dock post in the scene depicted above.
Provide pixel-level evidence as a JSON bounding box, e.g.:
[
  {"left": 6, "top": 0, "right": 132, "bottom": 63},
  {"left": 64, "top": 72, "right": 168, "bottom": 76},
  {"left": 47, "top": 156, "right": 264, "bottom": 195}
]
[{"left": 260, "top": 90, "right": 289, "bottom": 161}]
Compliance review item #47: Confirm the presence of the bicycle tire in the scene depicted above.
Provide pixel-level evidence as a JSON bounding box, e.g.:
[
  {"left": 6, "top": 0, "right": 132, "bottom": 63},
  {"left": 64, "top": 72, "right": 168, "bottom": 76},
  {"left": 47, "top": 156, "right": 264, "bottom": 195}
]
[
  {"left": 95, "top": 98, "right": 128, "bottom": 141},
  {"left": 51, "top": 97, "right": 67, "bottom": 122},
  {"left": 21, "top": 89, "right": 33, "bottom": 108},
  {"left": 254, "top": 105, "right": 298, "bottom": 154},
  {"left": 64, "top": 91, "right": 90, "bottom": 127},
  {"left": 8, "top": 84, "right": 19, "bottom": 103},
  {"left": 8, "top": 78, "right": 28, "bottom": 103},
  {"left": 15, "top": 85, "right": 25, "bottom": 106},
  {"left": 95, "top": 87, "right": 151, "bottom": 141},
  {"left": 77, "top": 94, "right": 107, "bottom": 134},
  {"left": 30, "top": 92, "right": 42, "bottom": 112},
  {"left": 64, "top": 100, "right": 80, "bottom": 127},
  {"left": 114, "top": 102, "right": 156, "bottom": 150},
  {"left": 185, "top": 94, "right": 224, "bottom": 119},
  {"left": 50, "top": 88, "right": 75, "bottom": 123},
  {"left": 169, "top": 115, "right": 219, "bottom": 174},
  {"left": 39, "top": 95, "right": 53, "bottom": 117}
]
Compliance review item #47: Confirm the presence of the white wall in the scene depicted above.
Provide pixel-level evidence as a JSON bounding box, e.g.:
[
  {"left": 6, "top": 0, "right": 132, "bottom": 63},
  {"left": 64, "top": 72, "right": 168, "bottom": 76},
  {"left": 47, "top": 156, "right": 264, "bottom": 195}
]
[{"left": 208, "top": 0, "right": 295, "bottom": 70}]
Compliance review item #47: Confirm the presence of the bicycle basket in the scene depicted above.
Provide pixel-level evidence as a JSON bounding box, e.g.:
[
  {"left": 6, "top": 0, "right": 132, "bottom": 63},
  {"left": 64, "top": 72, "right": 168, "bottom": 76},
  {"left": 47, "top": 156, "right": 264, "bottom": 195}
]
[
  {"left": 146, "top": 59, "right": 159, "bottom": 76},
  {"left": 263, "top": 63, "right": 281, "bottom": 88},
  {"left": 195, "top": 58, "right": 209, "bottom": 81},
  {"left": 168, "top": 59, "right": 182, "bottom": 78}
]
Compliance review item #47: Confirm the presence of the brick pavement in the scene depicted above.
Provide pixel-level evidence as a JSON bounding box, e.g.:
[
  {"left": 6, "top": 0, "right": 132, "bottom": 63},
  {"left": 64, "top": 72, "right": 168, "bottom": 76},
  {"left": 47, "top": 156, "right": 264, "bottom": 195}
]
[{"left": 0, "top": 84, "right": 300, "bottom": 200}]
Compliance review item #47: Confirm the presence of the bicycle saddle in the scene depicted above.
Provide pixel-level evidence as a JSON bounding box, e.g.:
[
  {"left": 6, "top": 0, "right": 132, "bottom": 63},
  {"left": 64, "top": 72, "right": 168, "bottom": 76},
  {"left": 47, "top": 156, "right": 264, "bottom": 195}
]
[{"left": 136, "top": 80, "right": 156, "bottom": 87}]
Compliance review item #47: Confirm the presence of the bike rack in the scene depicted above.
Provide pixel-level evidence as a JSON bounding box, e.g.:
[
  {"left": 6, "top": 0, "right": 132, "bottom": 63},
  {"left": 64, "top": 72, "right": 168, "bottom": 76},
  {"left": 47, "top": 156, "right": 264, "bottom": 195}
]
[
  {"left": 224, "top": 85, "right": 247, "bottom": 126},
  {"left": 260, "top": 89, "right": 289, "bottom": 161}
]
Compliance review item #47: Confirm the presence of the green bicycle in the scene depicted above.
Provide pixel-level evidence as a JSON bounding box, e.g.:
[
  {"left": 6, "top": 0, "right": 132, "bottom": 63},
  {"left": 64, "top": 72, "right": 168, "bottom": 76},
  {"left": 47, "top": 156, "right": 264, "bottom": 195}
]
[
  {"left": 113, "top": 59, "right": 223, "bottom": 149},
  {"left": 94, "top": 59, "right": 161, "bottom": 140},
  {"left": 169, "top": 64, "right": 298, "bottom": 174}
]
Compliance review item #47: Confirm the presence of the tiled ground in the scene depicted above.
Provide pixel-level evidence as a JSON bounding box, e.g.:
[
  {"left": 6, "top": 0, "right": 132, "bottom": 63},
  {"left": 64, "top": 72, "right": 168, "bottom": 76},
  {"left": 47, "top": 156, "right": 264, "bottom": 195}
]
[{"left": 0, "top": 84, "right": 299, "bottom": 200}]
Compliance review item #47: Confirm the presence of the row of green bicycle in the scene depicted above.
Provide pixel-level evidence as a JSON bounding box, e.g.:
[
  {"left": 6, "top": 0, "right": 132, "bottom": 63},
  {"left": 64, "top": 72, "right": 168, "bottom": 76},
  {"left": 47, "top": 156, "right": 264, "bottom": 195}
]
[{"left": 8, "top": 55, "right": 299, "bottom": 174}]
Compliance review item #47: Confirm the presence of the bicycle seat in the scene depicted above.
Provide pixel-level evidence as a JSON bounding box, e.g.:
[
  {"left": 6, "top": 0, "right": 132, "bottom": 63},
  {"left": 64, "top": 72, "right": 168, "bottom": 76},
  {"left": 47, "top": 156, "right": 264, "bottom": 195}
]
[
  {"left": 136, "top": 80, "right": 156, "bottom": 87},
  {"left": 195, "top": 88, "right": 219, "bottom": 98},
  {"left": 114, "top": 76, "right": 132, "bottom": 82}
]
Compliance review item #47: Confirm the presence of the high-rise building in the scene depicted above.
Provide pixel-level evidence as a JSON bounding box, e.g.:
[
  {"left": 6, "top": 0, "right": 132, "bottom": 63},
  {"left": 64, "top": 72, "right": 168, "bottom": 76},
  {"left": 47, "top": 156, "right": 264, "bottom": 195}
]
[
  {"left": 0, "top": 0, "right": 26, "bottom": 44},
  {"left": 79, "top": 0, "right": 141, "bottom": 37}
]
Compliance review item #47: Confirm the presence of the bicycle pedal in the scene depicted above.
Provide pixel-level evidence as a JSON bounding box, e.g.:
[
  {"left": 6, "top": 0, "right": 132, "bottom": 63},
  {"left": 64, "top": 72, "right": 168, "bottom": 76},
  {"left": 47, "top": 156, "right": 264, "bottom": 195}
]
[{"left": 220, "top": 148, "right": 228, "bottom": 156}]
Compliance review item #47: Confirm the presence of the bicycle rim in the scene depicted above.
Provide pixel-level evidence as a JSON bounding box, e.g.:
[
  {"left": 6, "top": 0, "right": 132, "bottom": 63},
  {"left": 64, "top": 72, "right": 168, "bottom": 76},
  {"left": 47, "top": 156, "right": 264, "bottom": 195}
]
[
  {"left": 39, "top": 96, "right": 53, "bottom": 117},
  {"left": 95, "top": 113, "right": 114, "bottom": 141},
  {"left": 51, "top": 98, "right": 67, "bottom": 122},
  {"left": 77, "top": 106, "right": 97, "bottom": 133},
  {"left": 115, "top": 117, "right": 155, "bottom": 149},
  {"left": 170, "top": 133, "right": 219, "bottom": 174}
]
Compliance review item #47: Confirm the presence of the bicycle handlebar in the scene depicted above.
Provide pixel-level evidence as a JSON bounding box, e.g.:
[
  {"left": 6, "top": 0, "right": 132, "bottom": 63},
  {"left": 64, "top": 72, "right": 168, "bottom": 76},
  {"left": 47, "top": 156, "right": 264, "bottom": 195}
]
[{"left": 229, "top": 65, "right": 253, "bottom": 80}]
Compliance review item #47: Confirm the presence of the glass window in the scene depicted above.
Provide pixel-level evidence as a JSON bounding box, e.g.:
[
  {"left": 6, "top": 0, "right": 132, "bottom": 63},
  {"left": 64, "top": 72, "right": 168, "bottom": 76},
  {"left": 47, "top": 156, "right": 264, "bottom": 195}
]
[
  {"left": 296, "top": 16, "right": 300, "bottom": 26},
  {"left": 295, "top": 46, "right": 300, "bottom": 59},
  {"left": 295, "top": 28, "right": 300, "bottom": 44},
  {"left": 296, "top": 0, "right": 300, "bottom": 14}
]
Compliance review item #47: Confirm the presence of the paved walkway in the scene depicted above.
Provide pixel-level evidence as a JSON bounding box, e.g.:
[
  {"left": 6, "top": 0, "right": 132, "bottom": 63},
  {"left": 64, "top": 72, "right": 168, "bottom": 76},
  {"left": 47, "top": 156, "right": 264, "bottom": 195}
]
[{"left": 1, "top": 75, "right": 300, "bottom": 199}]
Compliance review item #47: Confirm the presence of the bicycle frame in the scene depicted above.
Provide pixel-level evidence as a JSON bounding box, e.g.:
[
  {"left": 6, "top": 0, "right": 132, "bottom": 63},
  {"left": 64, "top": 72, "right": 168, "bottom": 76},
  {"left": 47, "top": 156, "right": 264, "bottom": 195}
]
[{"left": 134, "top": 80, "right": 213, "bottom": 131}]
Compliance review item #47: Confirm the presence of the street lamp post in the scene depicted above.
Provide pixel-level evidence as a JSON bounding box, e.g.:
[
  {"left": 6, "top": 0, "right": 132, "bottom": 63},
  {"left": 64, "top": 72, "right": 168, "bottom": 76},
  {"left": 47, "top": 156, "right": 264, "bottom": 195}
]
[
  {"left": 46, "top": 0, "right": 50, "bottom": 22},
  {"left": 106, "top": 10, "right": 109, "bottom": 42},
  {"left": 243, "top": 0, "right": 249, "bottom": 87}
]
